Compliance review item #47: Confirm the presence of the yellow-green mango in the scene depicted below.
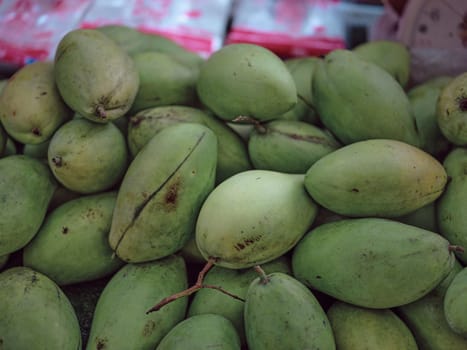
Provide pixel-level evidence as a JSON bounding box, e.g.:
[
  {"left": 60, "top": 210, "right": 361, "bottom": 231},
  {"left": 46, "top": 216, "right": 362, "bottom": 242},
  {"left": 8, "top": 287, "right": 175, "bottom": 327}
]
[
  {"left": 353, "top": 40, "right": 411, "bottom": 87},
  {"left": 129, "top": 51, "right": 198, "bottom": 114},
  {"left": 444, "top": 267, "right": 467, "bottom": 337},
  {"left": 196, "top": 43, "right": 297, "bottom": 121},
  {"left": 437, "top": 147, "right": 467, "bottom": 264},
  {"left": 437, "top": 72, "right": 467, "bottom": 145},
  {"left": 399, "top": 293, "right": 467, "bottom": 350},
  {"left": 0, "top": 155, "right": 57, "bottom": 256},
  {"left": 128, "top": 105, "right": 251, "bottom": 183},
  {"left": 409, "top": 76, "right": 452, "bottom": 158},
  {"left": 86, "top": 255, "right": 188, "bottom": 350},
  {"left": 109, "top": 123, "right": 217, "bottom": 262},
  {"left": 0, "top": 267, "right": 81, "bottom": 350},
  {"left": 244, "top": 272, "right": 336, "bottom": 350},
  {"left": 156, "top": 314, "right": 241, "bottom": 350},
  {"left": 305, "top": 139, "right": 447, "bottom": 217},
  {"left": 0, "top": 62, "right": 73, "bottom": 144},
  {"left": 196, "top": 170, "right": 318, "bottom": 269},
  {"left": 327, "top": 301, "right": 418, "bottom": 350},
  {"left": 54, "top": 29, "right": 139, "bottom": 123},
  {"left": 292, "top": 218, "right": 455, "bottom": 308},
  {"left": 188, "top": 256, "right": 291, "bottom": 345},
  {"left": 23, "top": 191, "right": 124, "bottom": 285},
  {"left": 248, "top": 119, "right": 340, "bottom": 173},
  {"left": 48, "top": 118, "right": 128, "bottom": 194},
  {"left": 281, "top": 56, "right": 319, "bottom": 123},
  {"left": 312, "top": 49, "right": 420, "bottom": 146}
]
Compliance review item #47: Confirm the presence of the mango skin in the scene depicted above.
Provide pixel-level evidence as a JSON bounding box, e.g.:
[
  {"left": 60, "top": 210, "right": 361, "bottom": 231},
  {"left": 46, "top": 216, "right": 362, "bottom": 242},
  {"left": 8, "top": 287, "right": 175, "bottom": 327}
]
[
  {"left": 188, "top": 257, "right": 291, "bottom": 345},
  {"left": 127, "top": 105, "right": 251, "bottom": 183},
  {"left": 109, "top": 123, "right": 217, "bottom": 263},
  {"left": 196, "top": 170, "right": 318, "bottom": 269},
  {"left": 353, "top": 40, "right": 411, "bottom": 87},
  {"left": 156, "top": 314, "right": 241, "bottom": 350},
  {"left": 54, "top": 29, "right": 139, "bottom": 122},
  {"left": 86, "top": 255, "right": 188, "bottom": 350},
  {"left": 0, "top": 267, "right": 81, "bottom": 350},
  {"left": 248, "top": 120, "right": 340, "bottom": 173},
  {"left": 196, "top": 43, "right": 297, "bottom": 121},
  {"left": 0, "top": 155, "right": 57, "bottom": 256},
  {"left": 23, "top": 191, "right": 124, "bottom": 285},
  {"left": 437, "top": 147, "right": 467, "bottom": 264},
  {"left": 305, "top": 139, "right": 447, "bottom": 217},
  {"left": 245, "top": 272, "right": 336, "bottom": 350},
  {"left": 327, "top": 301, "right": 418, "bottom": 350},
  {"left": 444, "top": 267, "right": 467, "bottom": 337},
  {"left": 0, "top": 61, "right": 73, "bottom": 144},
  {"left": 292, "top": 218, "right": 455, "bottom": 309},
  {"left": 437, "top": 72, "right": 467, "bottom": 145},
  {"left": 312, "top": 49, "right": 420, "bottom": 146},
  {"left": 48, "top": 118, "right": 129, "bottom": 194}
]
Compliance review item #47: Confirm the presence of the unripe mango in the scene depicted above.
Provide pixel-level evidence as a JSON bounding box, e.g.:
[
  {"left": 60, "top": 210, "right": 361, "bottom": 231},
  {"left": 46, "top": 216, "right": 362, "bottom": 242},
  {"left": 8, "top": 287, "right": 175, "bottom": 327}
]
[
  {"left": 312, "top": 49, "right": 420, "bottom": 146},
  {"left": 0, "top": 267, "right": 81, "bottom": 350},
  {"left": 444, "top": 267, "right": 467, "bottom": 337},
  {"left": 0, "top": 155, "right": 56, "bottom": 256},
  {"left": 54, "top": 29, "right": 139, "bottom": 122},
  {"left": 327, "top": 301, "right": 418, "bottom": 350},
  {"left": 197, "top": 43, "right": 297, "bottom": 121},
  {"left": 109, "top": 123, "right": 217, "bottom": 262},
  {"left": 305, "top": 139, "right": 447, "bottom": 217},
  {"left": 156, "top": 314, "right": 241, "bottom": 350},
  {"left": 244, "top": 272, "right": 336, "bottom": 350},
  {"left": 86, "top": 255, "right": 188, "bottom": 350},
  {"left": 292, "top": 218, "right": 455, "bottom": 308},
  {"left": 196, "top": 170, "right": 318, "bottom": 269},
  {"left": 0, "top": 61, "right": 73, "bottom": 144},
  {"left": 23, "top": 191, "right": 124, "bottom": 285}
]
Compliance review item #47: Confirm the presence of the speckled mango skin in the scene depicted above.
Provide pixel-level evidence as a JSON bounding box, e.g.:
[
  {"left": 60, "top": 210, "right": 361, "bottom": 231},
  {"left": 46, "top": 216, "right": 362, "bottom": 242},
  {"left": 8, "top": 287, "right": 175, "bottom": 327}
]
[{"left": 54, "top": 29, "right": 139, "bottom": 123}]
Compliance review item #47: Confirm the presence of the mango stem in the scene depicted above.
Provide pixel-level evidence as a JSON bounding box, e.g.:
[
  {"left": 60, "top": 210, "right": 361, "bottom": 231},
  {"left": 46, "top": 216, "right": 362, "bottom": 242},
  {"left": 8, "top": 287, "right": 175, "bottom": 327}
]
[
  {"left": 232, "top": 115, "right": 267, "bottom": 134},
  {"left": 253, "top": 265, "right": 270, "bottom": 284},
  {"left": 146, "top": 257, "right": 244, "bottom": 314},
  {"left": 448, "top": 245, "right": 465, "bottom": 253}
]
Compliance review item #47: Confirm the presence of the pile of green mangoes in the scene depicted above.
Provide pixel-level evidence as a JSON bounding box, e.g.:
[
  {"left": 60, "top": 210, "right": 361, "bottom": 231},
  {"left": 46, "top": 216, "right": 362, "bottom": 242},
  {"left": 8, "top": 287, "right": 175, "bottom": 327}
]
[{"left": 1, "top": 25, "right": 467, "bottom": 350}]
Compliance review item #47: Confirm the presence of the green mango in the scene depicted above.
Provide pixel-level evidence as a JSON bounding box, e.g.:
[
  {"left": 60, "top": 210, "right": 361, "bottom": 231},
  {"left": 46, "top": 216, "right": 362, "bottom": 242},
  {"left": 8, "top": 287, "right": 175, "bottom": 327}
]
[
  {"left": 127, "top": 105, "right": 251, "bottom": 183},
  {"left": 281, "top": 56, "right": 319, "bottom": 123},
  {"left": 54, "top": 28, "right": 139, "bottom": 122},
  {"left": 109, "top": 123, "right": 217, "bottom": 262},
  {"left": 305, "top": 139, "right": 447, "bottom": 217},
  {"left": 86, "top": 255, "right": 188, "bottom": 350},
  {"left": 0, "top": 155, "right": 56, "bottom": 256},
  {"left": 327, "top": 301, "right": 418, "bottom": 350},
  {"left": 196, "top": 170, "right": 318, "bottom": 269},
  {"left": 444, "top": 267, "right": 467, "bottom": 337},
  {"left": 312, "top": 49, "right": 420, "bottom": 146},
  {"left": 0, "top": 267, "right": 81, "bottom": 350},
  {"left": 248, "top": 119, "right": 340, "bottom": 173},
  {"left": 396, "top": 202, "right": 439, "bottom": 232},
  {"left": 397, "top": 292, "right": 467, "bottom": 349},
  {"left": 437, "top": 72, "right": 467, "bottom": 145},
  {"left": 245, "top": 272, "right": 336, "bottom": 350},
  {"left": 437, "top": 147, "right": 467, "bottom": 264},
  {"left": 129, "top": 51, "right": 198, "bottom": 114},
  {"left": 23, "top": 191, "right": 124, "bottom": 285},
  {"left": 353, "top": 40, "right": 411, "bottom": 87},
  {"left": 48, "top": 118, "right": 129, "bottom": 194},
  {"left": 0, "top": 253, "right": 9, "bottom": 270},
  {"left": 156, "top": 314, "right": 241, "bottom": 350},
  {"left": 0, "top": 62, "right": 73, "bottom": 144},
  {"left": 433, "top": 258, "right": 464, "bottom": 297},
  {"left": 96, "top": 24, "right": 204, "bottom": 68},
  {"left": 188, "top": 257, "right": 291, "bottom": 345},
  {"left": 196, "top": 43, "right": 297, "bottom": 121},
  {"left": 292, "top": 218, "right": 455, "bottom": 308},
  {"left": 408, "top": 76, "right": 452, "bottom": 158}
]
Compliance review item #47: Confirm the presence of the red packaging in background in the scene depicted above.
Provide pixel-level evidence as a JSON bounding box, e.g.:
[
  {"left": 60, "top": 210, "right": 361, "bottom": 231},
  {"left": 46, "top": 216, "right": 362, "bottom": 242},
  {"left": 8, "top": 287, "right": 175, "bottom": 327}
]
[
  {"left": 225, "top": 0, "right": 347, "bottom": 58},
  {"left": 0, "top": 0, "right": 93, "bottom": 67},
  {"left": 80, "top": 0, "right": 234, "bottom": 58}
]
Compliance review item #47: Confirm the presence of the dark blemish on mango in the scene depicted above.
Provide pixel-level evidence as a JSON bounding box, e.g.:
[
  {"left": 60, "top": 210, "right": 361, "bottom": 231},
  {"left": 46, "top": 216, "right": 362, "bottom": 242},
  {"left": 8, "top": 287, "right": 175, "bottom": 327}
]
[
  {"left": 40, "top": 91, "right": 47, "bottom": 96},
  {"left": 351, "top": 188, "right": 359, "bottom": 193},
  {"left": 62, "top": 226, "right": 69, "bottom": 234},
  {"left": 52, "top": 156, "right": 63, "bottom": 167},
  {"left": 234, "top": 235, "right": 262, "bottom": 251},
  {"left": 458, "top": 96, "right": 467, "bottom": 111},
  {"left": 32, "top": 127, "right": 41, "bottom": 136},
  {"left": 164, "top": 178, "right": 181, "bottom": 209},
  {"left": 130, "top": 115, "right": 144, "bottom": 126},
  {"left": 142, "top": 320, "right": 156, "bottom": 336},
  {"left": 96, "top": 337, "right": 107, "bottom": 350}
]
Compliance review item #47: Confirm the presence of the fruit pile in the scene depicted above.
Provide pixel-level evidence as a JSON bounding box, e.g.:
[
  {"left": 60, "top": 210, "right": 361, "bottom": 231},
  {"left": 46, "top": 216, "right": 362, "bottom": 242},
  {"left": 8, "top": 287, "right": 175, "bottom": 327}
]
[{"left": 0, "top": 25, "right": 467, "bottom": 350}]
